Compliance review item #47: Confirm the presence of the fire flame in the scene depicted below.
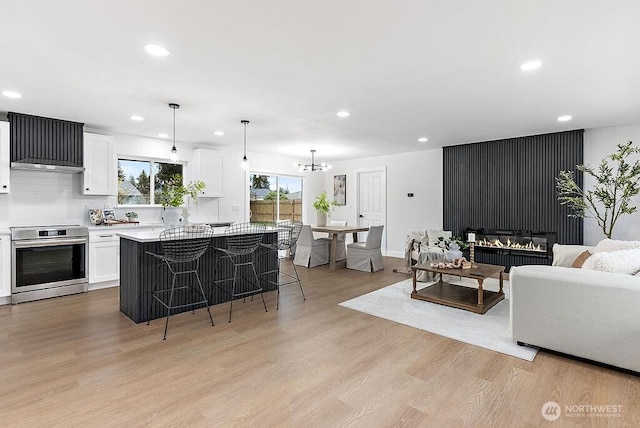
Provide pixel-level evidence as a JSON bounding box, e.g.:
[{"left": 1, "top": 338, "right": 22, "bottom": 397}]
[{"left": 476, "top": 238, "right": 543, "bottom": 252}]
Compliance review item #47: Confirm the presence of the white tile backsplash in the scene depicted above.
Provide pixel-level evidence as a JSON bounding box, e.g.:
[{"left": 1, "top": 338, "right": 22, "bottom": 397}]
[{"left": 1, "top": 171, "right": 120, "bottom": 227}]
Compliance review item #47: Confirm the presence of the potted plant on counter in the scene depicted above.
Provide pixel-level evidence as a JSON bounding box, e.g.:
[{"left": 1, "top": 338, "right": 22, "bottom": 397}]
[
  {"left": 158, "top": 174, "right": 206, "bottom": 228},
  {"left": 125, "top": 211, "right": 138, "bottom": 222},
  {"left": 313, "top": 191, "right": 334, "bottom": 226}
]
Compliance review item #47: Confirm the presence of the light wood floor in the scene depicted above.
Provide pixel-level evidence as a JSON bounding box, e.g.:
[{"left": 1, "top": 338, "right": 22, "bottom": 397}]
[{"left": 1, "top": 257, "right": 638, "bottom": 427}]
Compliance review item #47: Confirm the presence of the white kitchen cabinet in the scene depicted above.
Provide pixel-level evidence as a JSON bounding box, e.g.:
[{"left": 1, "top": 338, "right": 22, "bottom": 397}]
[
  {"left": 88, "top": 226, "right": 161, "bottom": 287},
  {"left": 0, "top": 121, "right": 10, "bottom": 194},
  {"left": 83, "top": 132, "right": 116, "bottom": 195},
  {"left": 89, "top": 231, "right": 120, "bottom": 283},
  {"left": 192, "top": 149, "right": 224, "bottom": 197},
  {"left": 0, "top": 234, "right": 11, "bottom": 299}
]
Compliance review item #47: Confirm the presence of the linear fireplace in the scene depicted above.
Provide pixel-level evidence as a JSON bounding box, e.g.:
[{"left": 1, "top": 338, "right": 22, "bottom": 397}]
[{"left": 465, "top": 228, "right": 556, "bottom": 270}]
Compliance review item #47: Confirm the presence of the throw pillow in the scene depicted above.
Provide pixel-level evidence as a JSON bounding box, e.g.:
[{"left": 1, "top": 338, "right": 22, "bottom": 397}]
[
  {"left": 592, "top": 239, "right": 640, "bottom": 253},
  {"left": 570, "top": 250, "right": 591, "bottom": 268},
  {"left": 426, "top": 229, "right": 452, "bottom": 247},
  {"left": 552, "top": 244, "right": 595, "bottom": 267},
  {"left": 581, "top": 248, "right": 640, "bottom": 275}
]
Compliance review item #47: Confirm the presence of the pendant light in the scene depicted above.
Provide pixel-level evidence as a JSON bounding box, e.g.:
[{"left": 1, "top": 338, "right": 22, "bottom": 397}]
[
  {"left": 169, "top": 103, "right": 180, "bottom": 162},
  {"left": 241, "top": 120, "right": 249, "bottom": 169}
]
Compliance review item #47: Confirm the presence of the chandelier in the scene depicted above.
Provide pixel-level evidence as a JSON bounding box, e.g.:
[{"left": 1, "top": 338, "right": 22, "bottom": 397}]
[{"left": 296, "top": 149, "right": 332, "bottom": 172}]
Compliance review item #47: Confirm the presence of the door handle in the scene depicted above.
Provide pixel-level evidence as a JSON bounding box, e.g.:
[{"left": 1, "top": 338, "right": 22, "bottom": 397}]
[{"left": 359, "top": 214, "right": 364, "bottom": 218}]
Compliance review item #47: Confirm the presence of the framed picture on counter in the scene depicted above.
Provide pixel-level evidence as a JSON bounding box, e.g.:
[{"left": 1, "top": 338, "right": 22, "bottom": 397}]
[{"left": 102, "top": 209, "right": 117, "bottom": 221}]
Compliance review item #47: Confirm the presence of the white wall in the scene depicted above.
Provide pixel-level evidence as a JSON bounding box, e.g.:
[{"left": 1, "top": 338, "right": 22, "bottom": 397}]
[
  {"left": 319, "top": 148, "right": 443, "bottom": 257},
  {"left": 584, "top": 124, "right": 640, "bottom": 244}
]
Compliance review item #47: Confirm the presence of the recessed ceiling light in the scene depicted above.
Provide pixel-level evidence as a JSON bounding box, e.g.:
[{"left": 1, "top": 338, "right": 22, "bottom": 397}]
[
  {"left": 557, "top": 115, "right": 572, "bottom": 122},
  {"left": 144, "top": 44, "right": 170, "bottom": 57},
  {"left": 130, "top": 115, "right": 144, "bottom": 121},
  {"left": 418, "top": 137, "right": 428, "bottom": 143},
  {"left": 520, "top": 60, "right": 542, "bottom": 71},
  {"left": 337, "top": 111, "right": 350, "bottom": 118},
  {"left": 2, "top": 90, "right": 22, "bottom": 99},
  {"left": 214, "top": 131, "right": 224, "bottom": 136},
  {"left": 158, "top": 133, "right": 169, "bottom": 138}
]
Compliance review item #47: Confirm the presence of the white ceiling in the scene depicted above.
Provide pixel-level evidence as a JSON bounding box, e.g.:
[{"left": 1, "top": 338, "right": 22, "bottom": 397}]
[{"left": 1, "top": 0, "right": 640, "bottom": 162}]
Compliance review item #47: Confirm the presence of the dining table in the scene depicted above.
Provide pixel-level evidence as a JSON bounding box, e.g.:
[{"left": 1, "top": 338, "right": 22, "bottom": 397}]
[{"left": 311, "top": 225, "right": 370, "bottom": 269}]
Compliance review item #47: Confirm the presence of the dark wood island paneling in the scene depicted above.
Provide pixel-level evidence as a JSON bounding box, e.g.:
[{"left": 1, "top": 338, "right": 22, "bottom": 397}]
[{"left": 119, "top": 231, "right": 278, "bottom": 323}]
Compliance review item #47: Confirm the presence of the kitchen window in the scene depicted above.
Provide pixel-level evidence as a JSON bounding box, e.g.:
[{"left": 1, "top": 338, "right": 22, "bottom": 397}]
[{"left": 118, "top": 158, "right": 183, "bottom": 205}]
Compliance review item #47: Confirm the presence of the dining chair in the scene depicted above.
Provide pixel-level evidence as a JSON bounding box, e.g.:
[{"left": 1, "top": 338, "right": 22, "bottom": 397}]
[
  {"left": 292, "top": 225, "right": 329, "bottom": 267},
  {"left": 346, "top": 225, "right": 384, "bottom": 272}
]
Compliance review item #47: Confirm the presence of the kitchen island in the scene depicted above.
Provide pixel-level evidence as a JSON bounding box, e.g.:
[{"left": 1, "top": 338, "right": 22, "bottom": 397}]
[{"left": 118, "top": 229, "right": 278, "bottom": 323}]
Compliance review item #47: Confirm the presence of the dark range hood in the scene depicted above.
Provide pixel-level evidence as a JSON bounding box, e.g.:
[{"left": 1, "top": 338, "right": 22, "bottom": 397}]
[{"left": 8, "top": 112, "right": 85, "bottom": 173}]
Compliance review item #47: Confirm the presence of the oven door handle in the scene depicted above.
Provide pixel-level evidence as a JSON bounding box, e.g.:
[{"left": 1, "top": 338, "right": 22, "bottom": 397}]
[{"left": 13, "top": 238, "right": 88, "bottom": 248}]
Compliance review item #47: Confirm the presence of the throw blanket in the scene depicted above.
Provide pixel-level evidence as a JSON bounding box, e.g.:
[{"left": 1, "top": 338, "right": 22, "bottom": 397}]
[{"left": 394, "top": 233, "right": 443, "bottom": 281}]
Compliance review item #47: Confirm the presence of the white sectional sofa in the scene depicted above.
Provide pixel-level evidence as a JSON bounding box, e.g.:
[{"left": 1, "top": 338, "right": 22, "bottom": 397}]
[{"left": 510, "top": 244, "right": 640, "bottom": 373}]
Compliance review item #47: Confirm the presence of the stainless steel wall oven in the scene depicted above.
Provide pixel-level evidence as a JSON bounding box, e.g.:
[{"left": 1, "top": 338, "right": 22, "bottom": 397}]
[{"left": 11, "top": 225, "right": 89, "bottom": 304}]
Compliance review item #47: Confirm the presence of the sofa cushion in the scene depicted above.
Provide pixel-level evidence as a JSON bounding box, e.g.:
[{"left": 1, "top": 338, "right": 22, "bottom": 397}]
[
  {"left": 581, "top": 248, "right": 640, "bottom": 275},
  {"left": 571, "top": 250, "right": 591, "bottom": 268},
  {"left": 426, "top": 229, "right": 452, "bottom": 247},
  {"left": 593, "top": 239, "right": 640, "bottom": 253},
  {"left": 552, "top": 244, "right": 595, "bottom": 267}
]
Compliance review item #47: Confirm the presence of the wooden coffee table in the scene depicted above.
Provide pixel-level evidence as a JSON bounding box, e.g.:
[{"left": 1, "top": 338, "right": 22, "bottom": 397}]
[{"left": 411, "top": 262, "right": 505, "bottom": 314}]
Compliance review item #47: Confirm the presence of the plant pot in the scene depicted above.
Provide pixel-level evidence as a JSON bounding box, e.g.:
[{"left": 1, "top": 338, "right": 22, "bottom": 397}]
[
  {"left": 162, "top": 207, "right": 182, "bottom": 228},
  {"left": 316, "top": 211, "right": 327, "bottom": 227}
]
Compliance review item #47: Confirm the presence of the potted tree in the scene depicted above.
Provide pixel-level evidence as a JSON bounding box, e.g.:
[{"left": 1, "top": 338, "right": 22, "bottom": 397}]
[
  {"left": 157, "top": 174, "right": 206, "bottom": 228},
  {"left": 313, "top": 191, "right": 333, "bottom": 226},
  {"left": 556, "top": 141, "right": 640, "bottom": 238}
]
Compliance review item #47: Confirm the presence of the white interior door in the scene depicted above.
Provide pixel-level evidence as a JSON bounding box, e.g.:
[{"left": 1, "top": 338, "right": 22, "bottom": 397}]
[{"left": 357, "top": 168, "right": 386, "bottom": 251}]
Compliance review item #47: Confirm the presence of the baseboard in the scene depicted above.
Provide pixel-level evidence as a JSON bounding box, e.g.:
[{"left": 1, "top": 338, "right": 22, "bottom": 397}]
[
  {"left": 0, "top": 284, "right": 117, "bottom": 305},
  {"left": 88, "top": 280, "right": 119, "bottom": 291},
  {"left": 385, "top": 251, "right": 404, "bottom": 258}
]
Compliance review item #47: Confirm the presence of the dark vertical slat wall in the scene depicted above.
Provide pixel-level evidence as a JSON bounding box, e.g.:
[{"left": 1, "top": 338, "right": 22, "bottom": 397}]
[
  {"left": 7, "top": 112, "right": 84, "bottom": 165},
  {"left": 443, "top": 130, "right": 584, "bottom": 269}
]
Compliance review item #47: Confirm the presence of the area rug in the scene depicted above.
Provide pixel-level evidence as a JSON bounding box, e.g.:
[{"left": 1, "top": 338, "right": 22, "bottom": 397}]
[{"left": 339, "top": 278, "right": 537, "bottom": 361}]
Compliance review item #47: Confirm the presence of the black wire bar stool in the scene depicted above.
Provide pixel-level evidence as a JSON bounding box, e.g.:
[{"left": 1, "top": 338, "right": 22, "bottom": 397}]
[
  {"left": 260, "top": 221, "right": 305, "bottom": 309},
  {"left": 213, "top": 223, "right": 268, "bottom": 322},
  {"left": 146, "top": 225, "right": 214, "bottom": 340}
]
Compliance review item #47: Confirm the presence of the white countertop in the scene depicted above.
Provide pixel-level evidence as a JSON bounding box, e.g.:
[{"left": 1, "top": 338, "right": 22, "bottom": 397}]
[
  {"left": 117, "top": 227, "right": 230, "bottom": 242},
  {"left": 88, "top": 222, "right": 164, "bottom": 231},
  {"left": 118, "top": 226, "right": 276, "bottom": 243},
  {"left": 117, "top": 230, "right": 166, "bottom": 242}
]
